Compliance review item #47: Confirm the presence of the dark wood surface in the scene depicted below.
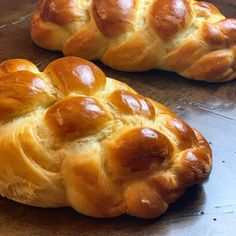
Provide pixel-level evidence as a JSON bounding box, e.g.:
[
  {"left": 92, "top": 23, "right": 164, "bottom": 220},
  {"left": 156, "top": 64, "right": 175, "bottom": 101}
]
[{"left": 0, "top": 1, "right": 236, "bottom": 235}]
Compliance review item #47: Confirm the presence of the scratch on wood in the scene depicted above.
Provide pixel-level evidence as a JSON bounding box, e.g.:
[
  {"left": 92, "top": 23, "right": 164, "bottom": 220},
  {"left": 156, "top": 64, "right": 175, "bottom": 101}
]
[
  {"left": 11, "top": 12, "right": 33, "bottom": 25},
  {"left": 215, "top": 205, "right": 234, "bottom": 209},
  {"left": 193, "top": 103, "right": 236, "bottom": 122},
  {"left": 0, "top": 24, "right": 6, "bottom": 31},
  {"left": 176, "top": 211, "right": 235, "bottom": 219},
  {"left": 0, "top": 11, "right": 34, "bottom": 32}
]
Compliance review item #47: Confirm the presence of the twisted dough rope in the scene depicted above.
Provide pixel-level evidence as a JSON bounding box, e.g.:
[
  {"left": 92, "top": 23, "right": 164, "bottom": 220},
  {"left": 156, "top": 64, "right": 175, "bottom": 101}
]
[
  {"left": 0, "top": 57, "right": 211, "bottom": 218},
  {"left": 31, "top": 0, "right": 236, "bottom": 82}
]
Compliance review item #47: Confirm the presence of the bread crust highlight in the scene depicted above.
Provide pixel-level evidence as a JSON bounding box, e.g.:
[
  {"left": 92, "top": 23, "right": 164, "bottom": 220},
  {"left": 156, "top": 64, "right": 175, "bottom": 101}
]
[
  {"left": 31, "top": 0, "right": 236, "bottom": 82},
  {"left": 0, "top": 57, "right": 212, "bottom": 218}
]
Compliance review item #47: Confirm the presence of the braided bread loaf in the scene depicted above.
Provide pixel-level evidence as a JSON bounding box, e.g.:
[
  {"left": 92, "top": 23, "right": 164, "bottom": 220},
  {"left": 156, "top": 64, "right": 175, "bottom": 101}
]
[
  {"left": 31, "top": 0, "right": 236, "bottom": 82},
  {"left": 0, "top": 56, "right": 211, "bottom": 218}
]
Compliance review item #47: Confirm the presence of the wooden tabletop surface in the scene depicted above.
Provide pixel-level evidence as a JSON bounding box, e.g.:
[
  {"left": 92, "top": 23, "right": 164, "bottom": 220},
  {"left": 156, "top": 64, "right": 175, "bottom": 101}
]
[{"left": 0, "top": 1, "right": 236, "bottom": 235}]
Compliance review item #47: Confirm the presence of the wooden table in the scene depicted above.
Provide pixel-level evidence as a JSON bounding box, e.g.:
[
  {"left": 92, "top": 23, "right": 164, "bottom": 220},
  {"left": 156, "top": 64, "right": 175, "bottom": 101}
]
[{"left": 0, "top": 1, "right": 236, "bottom": 235}]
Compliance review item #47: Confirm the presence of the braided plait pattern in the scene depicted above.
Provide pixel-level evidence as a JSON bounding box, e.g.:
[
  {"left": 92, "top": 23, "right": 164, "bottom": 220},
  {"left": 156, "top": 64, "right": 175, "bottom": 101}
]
[
  {"left": 31, "top": 0, "right": 236, "bottom": 82},
  {"left": 0, "top": 57, "right": 212, "bottom": 218}
]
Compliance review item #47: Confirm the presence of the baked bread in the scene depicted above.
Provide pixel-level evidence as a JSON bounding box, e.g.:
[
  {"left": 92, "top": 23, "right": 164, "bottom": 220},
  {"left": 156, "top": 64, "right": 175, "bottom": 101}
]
[
  {"left": 31, "top": 0, "right": 236, "bottom": 82},
  {"left": 0, "top": 56, "right": 212, "bottom": 218}
]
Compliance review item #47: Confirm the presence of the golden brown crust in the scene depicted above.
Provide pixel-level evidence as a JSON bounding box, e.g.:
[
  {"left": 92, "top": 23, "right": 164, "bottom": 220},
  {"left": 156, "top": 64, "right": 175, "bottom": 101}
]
[
  {"left": 202, "top": 19, "right": 236, "bottom": 48},
  {"left": 0, "top": 59, "right": 39, "bottom": 75},
  {"left": 45, "top": 96, "right": 110, "bottom": 140},
  {"left": 92, "top": 0, "right": 136, "bottom": 37},
  {"left": 44, "top": 57, "right": 106, "bottom": 95},
  {"left": 149, "top": 0, "right": 192, "bottom": 40},
  {"left": 39, "top": 0, "right": 79, "bottom": 25},
  {"left": 194, "top": 1, "right": 221, "bottom": 17},
  {"left": 124, "top": 181, "right": 169, "bottom": 219},
  {"left": 63, "top": 24, "right": 107, "bottom": 60},
  {"left": 173, "top": 148, "right": 212, "bottom": 186},
  {"left": 166, "top": 117, "right": 198, "bottom": 150},
  {"left": 201, "top": 22, "right": 226, "bottom": 48},
  {"left": 218, "top": 19, "right": 236, "bottom": 44},
  {"left": 148, "top": 172, "right": 185, "bottom": 204},
  {"left": 0, "top": 57, "right": 212, "bottom": 218},
  {"left": 0, "top": 70, "right": 53, "bottom": 120},
  {"left": 108, "top": 90, "right": 155, "bottom": 120},
  {"left": 233, "top": 46, "right": 236, "bottom": 64},
  {"left": 31, "top": 9, "right": 70, "bottom": 50},
  {"left": 31, "top": 0, "right": 236, "bottom": 82},
  {"left": 101, "top": 30, "right": 159, "bottom": 71},
  {"left": 62, "top": 154, "right": 125, "bottom": 217},
  {"left": 104, "top": 128, "right": 174, "bottom": 179},
  {"left": 182, "top": 50, "right": 233, "bottom": 81}
]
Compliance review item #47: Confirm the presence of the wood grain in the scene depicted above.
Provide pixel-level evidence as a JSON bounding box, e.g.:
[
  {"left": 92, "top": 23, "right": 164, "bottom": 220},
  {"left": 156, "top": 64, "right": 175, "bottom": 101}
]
[{"left": 0, "top": 1, "right": 236, "bottom": 235}]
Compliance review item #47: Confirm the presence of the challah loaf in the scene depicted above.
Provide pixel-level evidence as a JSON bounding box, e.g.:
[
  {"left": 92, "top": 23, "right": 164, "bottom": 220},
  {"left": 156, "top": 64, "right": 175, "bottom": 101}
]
[
  {"left": 31, "top": 0, "right": 236, "bottom": 82},
  {"left": 0, "top": 56, "right": 212, "bottom": 218}
]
